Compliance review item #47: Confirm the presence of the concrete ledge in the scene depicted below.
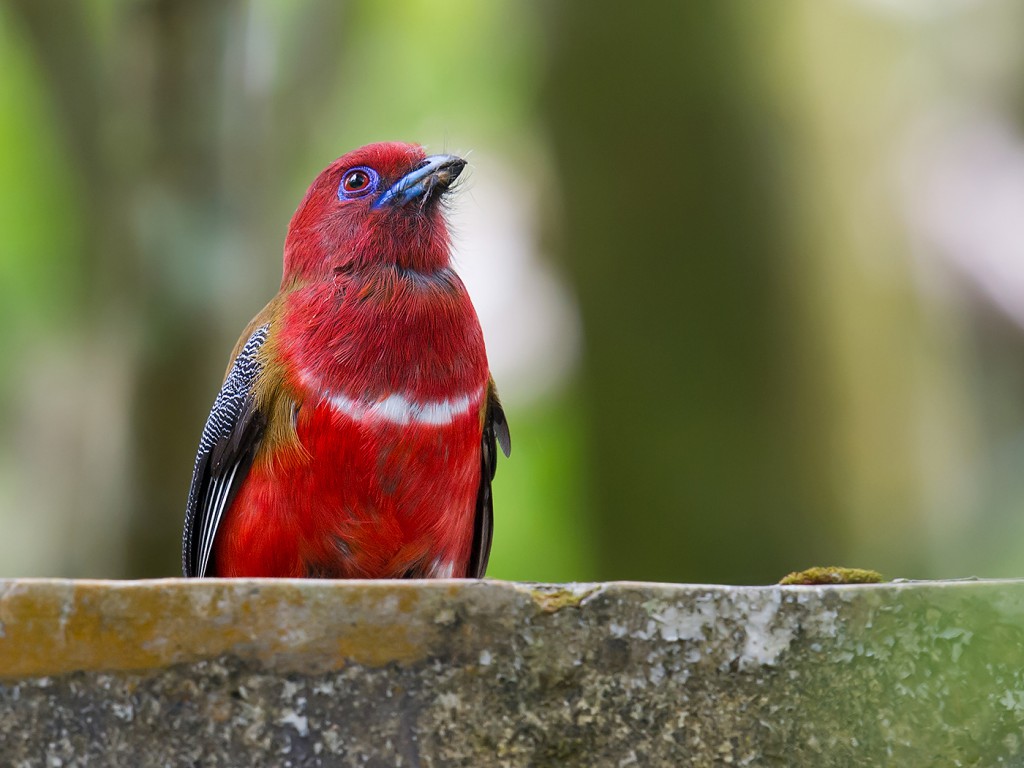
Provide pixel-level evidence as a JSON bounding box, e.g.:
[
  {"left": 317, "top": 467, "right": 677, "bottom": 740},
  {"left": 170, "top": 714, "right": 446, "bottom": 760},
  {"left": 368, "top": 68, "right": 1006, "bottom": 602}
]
[{"left": 0, "top": 578, "right": 1021, "bottom": 766}]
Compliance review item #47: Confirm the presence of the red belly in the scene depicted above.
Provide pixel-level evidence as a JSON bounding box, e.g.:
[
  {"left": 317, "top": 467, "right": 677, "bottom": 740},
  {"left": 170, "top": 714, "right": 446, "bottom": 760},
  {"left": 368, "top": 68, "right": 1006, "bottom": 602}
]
[{"left": 213, "top": 400, "right": 482, "bottom": 578}]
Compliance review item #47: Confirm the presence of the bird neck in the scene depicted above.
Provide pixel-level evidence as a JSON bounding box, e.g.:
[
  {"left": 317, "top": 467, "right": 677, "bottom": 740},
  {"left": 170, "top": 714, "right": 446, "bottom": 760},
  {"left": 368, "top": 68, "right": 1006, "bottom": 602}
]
[
  {"left": 282, "top": 216, "right": 452, "bottom": 285},
  {"left": 277, "top": 267, "right": 489, "bottom": 404}
]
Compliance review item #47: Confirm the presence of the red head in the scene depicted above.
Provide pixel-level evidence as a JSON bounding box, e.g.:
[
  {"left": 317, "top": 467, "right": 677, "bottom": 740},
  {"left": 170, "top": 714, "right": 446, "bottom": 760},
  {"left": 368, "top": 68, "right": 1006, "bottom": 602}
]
[{"left": 282, "top": 142, "right": 466, "bottom": 286}]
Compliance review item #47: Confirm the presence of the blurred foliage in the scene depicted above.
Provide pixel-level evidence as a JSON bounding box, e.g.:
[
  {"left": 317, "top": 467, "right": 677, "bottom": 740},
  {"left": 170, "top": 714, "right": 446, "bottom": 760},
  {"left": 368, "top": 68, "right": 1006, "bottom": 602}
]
[{"left": 2, "top": 0, "right": 1024, "bottom": 583}]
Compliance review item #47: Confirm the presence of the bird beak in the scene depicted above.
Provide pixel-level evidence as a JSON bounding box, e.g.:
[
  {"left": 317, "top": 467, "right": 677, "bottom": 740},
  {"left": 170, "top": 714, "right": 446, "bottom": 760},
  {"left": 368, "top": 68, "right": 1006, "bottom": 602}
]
[{"left": 374, "top": 154, "right": 466, "bottom": 209}]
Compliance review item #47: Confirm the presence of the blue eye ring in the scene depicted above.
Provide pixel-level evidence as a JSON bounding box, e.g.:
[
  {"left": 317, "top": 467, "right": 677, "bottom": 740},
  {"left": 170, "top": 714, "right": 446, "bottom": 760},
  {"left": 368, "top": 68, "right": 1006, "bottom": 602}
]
[{"left": 338, "top": 166, "right": 379, "bottom": 200}]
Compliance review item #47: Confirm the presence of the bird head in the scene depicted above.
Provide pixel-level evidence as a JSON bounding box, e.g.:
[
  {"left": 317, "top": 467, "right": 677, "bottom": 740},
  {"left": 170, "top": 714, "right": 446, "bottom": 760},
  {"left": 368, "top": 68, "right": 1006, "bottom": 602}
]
[{"left": 282, "top": 142, "right": 466, "bottom": 284}]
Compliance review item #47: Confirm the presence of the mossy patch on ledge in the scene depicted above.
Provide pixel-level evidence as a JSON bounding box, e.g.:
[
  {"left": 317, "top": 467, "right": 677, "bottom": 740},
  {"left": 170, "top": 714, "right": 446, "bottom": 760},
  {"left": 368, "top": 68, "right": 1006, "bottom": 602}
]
[{"left": 778, "top": 565, "right": 884, "bottom": 585}]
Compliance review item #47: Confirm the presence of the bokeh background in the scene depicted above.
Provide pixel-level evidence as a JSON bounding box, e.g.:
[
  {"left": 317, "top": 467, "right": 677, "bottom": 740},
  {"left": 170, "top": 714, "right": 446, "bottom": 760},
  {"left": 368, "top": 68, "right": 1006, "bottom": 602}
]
[{"left": 3, "top": 0, "right": 1024, "bottom": 584}]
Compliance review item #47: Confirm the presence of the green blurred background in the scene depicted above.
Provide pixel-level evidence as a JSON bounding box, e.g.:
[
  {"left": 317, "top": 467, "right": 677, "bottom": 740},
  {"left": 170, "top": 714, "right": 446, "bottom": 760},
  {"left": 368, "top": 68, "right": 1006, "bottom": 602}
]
[{"left": 3, "top": 0, "right": 1024, "bottom": 584}]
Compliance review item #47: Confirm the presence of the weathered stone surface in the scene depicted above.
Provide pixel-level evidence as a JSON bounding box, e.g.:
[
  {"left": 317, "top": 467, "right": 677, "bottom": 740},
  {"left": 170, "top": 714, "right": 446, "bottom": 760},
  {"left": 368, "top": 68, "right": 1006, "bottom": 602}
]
[{"left": 0, "top": 578, "right": 1021, "bottom": 766}]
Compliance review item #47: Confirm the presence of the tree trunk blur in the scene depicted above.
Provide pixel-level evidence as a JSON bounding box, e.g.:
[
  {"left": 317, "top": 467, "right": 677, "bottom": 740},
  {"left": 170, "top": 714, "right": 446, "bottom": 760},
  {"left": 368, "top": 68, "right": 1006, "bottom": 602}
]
[
  {"left": 541, "top": 1, "right": 846, "bottom": 583},
  {"left": 8, "top": 0, "right": 351, "bottom": 577}
]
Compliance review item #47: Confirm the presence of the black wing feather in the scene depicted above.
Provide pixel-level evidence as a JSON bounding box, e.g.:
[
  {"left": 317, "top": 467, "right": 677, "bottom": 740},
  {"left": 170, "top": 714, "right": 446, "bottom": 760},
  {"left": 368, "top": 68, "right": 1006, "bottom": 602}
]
[
  {"left": 468, "top": 391, "right": 511, "bottom": 578},
  {"left": 181, "top": 324, "right": 270, "bottom": 577}
]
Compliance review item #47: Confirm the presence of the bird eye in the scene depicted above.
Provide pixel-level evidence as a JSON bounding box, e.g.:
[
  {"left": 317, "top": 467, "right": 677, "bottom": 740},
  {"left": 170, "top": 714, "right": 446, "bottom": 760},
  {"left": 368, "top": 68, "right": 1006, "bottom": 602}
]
[
  {"left": 344, "top": 171, "right": 369, "bottom": 191},
  {"left": 338, "top": 167, "right": 378, "bottom": 200}
]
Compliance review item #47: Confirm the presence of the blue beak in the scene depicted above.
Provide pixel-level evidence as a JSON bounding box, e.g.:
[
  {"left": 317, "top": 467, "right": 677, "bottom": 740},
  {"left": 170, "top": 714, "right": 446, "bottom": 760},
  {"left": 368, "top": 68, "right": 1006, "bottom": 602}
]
[{"left": 374, "top": 154, "right": 466, "bottom": 209}]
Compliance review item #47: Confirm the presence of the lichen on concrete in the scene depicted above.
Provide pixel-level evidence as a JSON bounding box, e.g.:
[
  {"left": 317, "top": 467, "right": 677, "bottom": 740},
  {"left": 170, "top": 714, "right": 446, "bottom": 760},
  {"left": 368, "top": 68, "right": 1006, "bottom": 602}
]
[{"left": 0, "top": 578, "right": 1022, "bottom": 766}]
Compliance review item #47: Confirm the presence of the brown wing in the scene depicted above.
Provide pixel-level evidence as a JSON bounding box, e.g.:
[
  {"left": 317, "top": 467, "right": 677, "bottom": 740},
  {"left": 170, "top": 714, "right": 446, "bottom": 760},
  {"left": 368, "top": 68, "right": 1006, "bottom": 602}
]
[{"left": 467, "top": 382, "right": 511, "bottom": 578}]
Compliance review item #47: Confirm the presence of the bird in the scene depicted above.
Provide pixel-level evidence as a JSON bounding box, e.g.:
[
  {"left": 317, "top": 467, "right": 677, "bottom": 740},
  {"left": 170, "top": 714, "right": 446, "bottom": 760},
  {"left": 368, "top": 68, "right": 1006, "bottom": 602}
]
[{"left": 181, "top": 142, "right": 510, "bottom": 579}]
